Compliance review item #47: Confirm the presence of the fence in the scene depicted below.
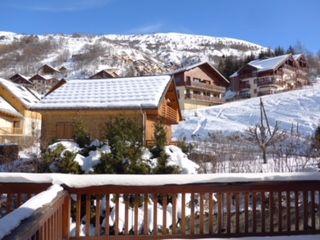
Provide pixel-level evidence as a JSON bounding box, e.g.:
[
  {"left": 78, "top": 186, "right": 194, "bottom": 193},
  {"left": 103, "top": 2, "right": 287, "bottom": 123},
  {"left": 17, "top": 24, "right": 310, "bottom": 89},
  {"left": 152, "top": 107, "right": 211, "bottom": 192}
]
[{"left": 0, "top": 175, "right": 320, "bottom": 239}]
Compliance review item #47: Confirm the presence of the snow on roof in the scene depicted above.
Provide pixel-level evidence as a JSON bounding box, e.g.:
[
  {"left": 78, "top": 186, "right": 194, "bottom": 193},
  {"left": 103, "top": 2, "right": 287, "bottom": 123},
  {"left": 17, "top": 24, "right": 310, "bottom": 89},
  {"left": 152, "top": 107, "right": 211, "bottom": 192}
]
[
  {"left": 0, "top": 97, "right": 23, "bottom": 118},
  {"left": 248, "top": 54, "right": 290, "bottom": 72},
  {"left": 171, "top": 61, "right": 229, "bottom": 84},
  {"left": 0, "top": 172, "right": 319, "bottom": 188},
  {"left": 0, "top": 78, "right": 40, "bottom": 108},
  {"left": 33, "top": 75, "right": 172, "bottom": 110},
  {"left": 293, "top": 54, "right": 303, "bottom": 60}
]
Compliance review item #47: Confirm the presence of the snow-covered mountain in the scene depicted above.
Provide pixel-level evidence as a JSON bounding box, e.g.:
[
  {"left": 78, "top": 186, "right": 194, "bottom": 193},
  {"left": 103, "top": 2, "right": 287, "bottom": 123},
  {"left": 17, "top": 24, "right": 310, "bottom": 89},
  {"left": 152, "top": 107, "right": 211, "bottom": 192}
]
[
  {"left": 174, "top": 83, "right": 320, "bottom": 140},
  {"left": 0, "top": 31, "right": 268, "bottom": 78}
]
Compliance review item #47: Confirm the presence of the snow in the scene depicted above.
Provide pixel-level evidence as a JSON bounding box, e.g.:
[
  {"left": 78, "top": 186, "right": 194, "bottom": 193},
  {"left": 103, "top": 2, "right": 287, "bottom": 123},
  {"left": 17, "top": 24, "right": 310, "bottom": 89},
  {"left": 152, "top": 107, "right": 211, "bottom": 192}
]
[
  {"left": 165, "top": 145, "right": 199, "bottom": 174},
  {"left": 174, "top": 83, "right": 320, "bottom": 140},
  {"left": 0, "top": 32, "right": 267, "bottom": 79},
  {"left": 248, "top": 54, "right": 290, "bottom": 72},
  {"left": 48, "top": 141, "right": 81, "bottom": 153},
  {"left": 0, "top": 172, "right": 320, "bottom": 189},
  {"left": 0, "top": 78, "right": 40, "bottom": 108},
  {"left": 32, "top": 75, "right": 172, "bottom": 110},
  {"left": 0, "top": 96, "right": 23, "bottom": 118},
  {"left": 0, "top": 184, "right": 63, "bottom": 239}
]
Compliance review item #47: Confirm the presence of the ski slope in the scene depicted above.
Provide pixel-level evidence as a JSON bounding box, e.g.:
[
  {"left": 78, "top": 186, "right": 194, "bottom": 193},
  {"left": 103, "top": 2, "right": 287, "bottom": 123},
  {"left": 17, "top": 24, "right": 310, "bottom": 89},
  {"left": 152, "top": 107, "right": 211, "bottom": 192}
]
[{"left": 173, "top": 83, "right": 320, "bottom": 140}]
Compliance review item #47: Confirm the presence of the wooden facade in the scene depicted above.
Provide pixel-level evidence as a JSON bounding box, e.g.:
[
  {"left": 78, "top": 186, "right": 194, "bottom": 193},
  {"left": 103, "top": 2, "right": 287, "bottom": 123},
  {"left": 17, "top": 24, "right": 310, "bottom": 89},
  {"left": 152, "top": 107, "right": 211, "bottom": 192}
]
[
  {"left": 172, "top": 62, "right": 229, "bottom": 110},
  {"left": 230, "top": 54, "right": 309, "bottom": 99},
  {"left": 9, "top": 74, "right": 31, "bottom": 86},
  {"left": 89, "top": 70, "right": 119, "bottom": 79},
  {"left": 0, "top": 81, "right": 41, "bottom": 141},
  {"left": 36, "top": 79, "right": 182, "bottom": 149}
]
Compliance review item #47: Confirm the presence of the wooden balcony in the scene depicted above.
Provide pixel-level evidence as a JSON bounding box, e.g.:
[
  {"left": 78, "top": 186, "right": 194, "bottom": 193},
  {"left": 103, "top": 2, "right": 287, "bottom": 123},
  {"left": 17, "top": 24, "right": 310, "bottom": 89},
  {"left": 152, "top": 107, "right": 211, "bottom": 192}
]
[
  {"left": 0, "top": 127, "right": 23, "bottom": 135},
  {"left": 186, "top": 93, "right": 224, "bottom": 104},
  {"left": 186, "top": 80, "right": 226, "bottom": 93},
  {"left": 2, "top": 173, "right": 320, "bottom": 239},
  {"left": 159, "top": 104, "right": 178, "bottom": 124}
]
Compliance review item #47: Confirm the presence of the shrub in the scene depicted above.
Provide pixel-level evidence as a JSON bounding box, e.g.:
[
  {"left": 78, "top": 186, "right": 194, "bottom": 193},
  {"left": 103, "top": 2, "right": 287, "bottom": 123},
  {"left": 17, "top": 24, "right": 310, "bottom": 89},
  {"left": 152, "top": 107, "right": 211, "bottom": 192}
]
[
  {"left": 38, "top": 144, "right": 82, "bottom": 173},
  {"left": 74, "top": 120, "right": 91, "bottom": 148},
  {"left": 94, "top": 116, "right": 150, "bottom": 174}
]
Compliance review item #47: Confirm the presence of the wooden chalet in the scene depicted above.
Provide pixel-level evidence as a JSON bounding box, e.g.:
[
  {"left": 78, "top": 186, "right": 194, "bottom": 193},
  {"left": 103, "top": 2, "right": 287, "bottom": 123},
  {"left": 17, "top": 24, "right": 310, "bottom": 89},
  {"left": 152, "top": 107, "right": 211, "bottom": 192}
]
[
  {"left": 9, "top": 73, "right": 32, "bottom": 87},
  {"left": 230, "top": 54, "right": 309, "bottom": 99},
  {"left": 0, "top": 78, "right": 41, "bottom": 142},
  {"left": 171, "top": 61, "right": 229, "bottom": 110},
  {"left": 38, "top": 64, "right": 60, "bottom": 76},
  {"left": 89, "top": 69, "right": 119, "bottom": 79},
  {"left": 29, "top": 74, "right": 60, "bottom": 95},
  {"left": 32, "top": 75, "right": 182, "bottom": 148}
]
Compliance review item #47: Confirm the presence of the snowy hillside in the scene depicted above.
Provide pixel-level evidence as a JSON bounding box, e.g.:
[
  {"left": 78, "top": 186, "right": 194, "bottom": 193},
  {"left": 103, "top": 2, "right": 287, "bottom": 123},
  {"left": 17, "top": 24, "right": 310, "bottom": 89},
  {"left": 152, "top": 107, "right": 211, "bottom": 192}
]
[
  {"left": 174, "top": 83, "right": 320, "bottom": 140},
  {"left": 0, "top": 31, "right": 267, "bottom": 78}
]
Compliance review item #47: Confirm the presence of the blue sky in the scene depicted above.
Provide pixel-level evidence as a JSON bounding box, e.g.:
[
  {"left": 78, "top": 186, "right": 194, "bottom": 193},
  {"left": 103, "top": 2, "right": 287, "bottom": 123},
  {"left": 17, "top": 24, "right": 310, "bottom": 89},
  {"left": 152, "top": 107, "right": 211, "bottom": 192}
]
[{"left": 1, "top": 0, "right": 319, "bottom": 52}]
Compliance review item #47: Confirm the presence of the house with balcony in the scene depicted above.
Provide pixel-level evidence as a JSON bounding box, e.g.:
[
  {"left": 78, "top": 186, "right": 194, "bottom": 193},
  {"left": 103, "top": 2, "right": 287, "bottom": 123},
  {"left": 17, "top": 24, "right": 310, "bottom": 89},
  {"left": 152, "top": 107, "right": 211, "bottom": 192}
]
[
  {"left": 230, "top": 54, "right": 309, "bottom": 99},
  {"left": 32, "top": 75, "right": 182, "bottom": 148},
  {"left": 0, "top": 78, "right": 41, "bottom": 143},
  {"left": 171, "top": 62, "right": 229, "bottom": 110}
]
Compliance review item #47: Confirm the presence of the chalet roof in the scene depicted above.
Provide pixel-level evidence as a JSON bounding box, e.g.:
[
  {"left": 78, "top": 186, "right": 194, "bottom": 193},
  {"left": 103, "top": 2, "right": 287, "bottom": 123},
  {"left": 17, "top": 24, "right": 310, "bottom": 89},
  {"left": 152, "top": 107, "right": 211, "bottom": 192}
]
[
  {"left": 0, "top": 96, "right": 23, "bottom": 118},
  {"left": 32, "top": 75, "right": 173, "bottom": 110},
  {"left": 0, "top": 78, "right": 40, "bottom": 108},
  {"left": 293, "top": 54, "right": 303, "bottom": 61},
  {"left": 29, "top": 74, "right": 47, "bottom": 81},
  {"left": 9, "top": 73, "right": 32, "bottom": 84},
  {"left": 171, "top": 61, "right": 229, "bottom": 84},
  {"left": 90, "top": 69, "right": 119, "bottom": 79},
  {"left": 230, "top": 54, "right": 291, "bottom": 78},
  {"left": 38, "top": 64, "right": 60, "bottom": 73}
]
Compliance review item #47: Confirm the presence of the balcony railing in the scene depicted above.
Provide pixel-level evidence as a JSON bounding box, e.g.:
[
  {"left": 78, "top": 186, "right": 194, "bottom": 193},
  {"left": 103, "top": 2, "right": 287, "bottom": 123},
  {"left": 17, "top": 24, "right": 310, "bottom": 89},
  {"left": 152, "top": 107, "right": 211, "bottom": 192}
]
[
  {"left": 159, "top": 105, "right": 178, "bottom": 124},
  {"left": 0, "top": 127, "right": 23, "bottom": 135},
  {"left": 1, "top": 173, "right": 320, "bottom": 239},
  {"left": 186, "top": 80, "right": 226, "bottom": 92},
  {"left": 186, "top": 93, "right": 224, "bottom": 104}
]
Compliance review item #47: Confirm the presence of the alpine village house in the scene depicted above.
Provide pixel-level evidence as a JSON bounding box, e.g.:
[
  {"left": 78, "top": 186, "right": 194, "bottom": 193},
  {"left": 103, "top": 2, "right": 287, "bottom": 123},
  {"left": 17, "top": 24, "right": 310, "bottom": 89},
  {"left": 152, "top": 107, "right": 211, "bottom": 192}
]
[
  {"left": 172, "top": 62, "right": 229, "bottom": 110},
  {"left": 31, "top": 75, "right": 182, "bottom": 149},
  {"left": 0, "top": 78, "right": 41, "bottom": 143},
  {"left": 230, "top": 54, "right": 309, "bottom": 99}
]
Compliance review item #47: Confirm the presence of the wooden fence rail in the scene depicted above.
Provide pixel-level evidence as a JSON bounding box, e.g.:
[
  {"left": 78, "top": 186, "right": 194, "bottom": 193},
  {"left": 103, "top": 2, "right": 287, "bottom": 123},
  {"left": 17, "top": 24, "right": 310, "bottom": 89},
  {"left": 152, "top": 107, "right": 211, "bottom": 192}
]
[{"left": 0, "top": 180, "right": 320, "bottom": 239}]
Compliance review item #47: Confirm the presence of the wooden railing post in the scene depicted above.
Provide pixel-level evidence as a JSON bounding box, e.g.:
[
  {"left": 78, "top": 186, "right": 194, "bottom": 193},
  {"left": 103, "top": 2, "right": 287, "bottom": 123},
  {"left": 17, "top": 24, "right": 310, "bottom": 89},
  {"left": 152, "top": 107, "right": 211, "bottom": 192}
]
[{"left": 62, "top": 194, "right": 71, "bottom": 240}]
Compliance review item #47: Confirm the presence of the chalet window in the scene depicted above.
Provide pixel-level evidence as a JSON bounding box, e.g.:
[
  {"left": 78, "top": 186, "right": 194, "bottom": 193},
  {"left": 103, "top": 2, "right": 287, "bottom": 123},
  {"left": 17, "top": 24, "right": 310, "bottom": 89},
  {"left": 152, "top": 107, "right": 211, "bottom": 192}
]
[
  {"left": 193, "top": 78, "right": 201, "bottom": 82},
  {"left": 13, "top": 121, "right": 20, "bottom": 128},
  {"left": 186, "top": 76, "right": 191, "bottom": 82},
  {"left": 56, "top": 122, "right": 74, "bottom": 140}
]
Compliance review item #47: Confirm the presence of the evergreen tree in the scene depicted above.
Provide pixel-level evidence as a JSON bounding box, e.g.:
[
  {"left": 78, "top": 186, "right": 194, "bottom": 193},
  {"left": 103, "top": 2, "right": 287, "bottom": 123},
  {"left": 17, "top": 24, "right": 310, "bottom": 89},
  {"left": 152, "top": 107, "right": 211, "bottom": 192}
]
[
  {"left": 74, "top": 120, "right": 91, "bottom": 148},
  {"left": 151, "top": 119, "right": 181, "bottom": 174},
  {"left": 94, "top": 116, "right": 150, "bottom": 174},
  {"left": 274, "top": 46, "right": 285, "bottom": 56},
  {"left": 286, "top": 46, "right": 296, "bottom": 54},
  {"left": 259, "top": 48, "right": 274, "bottom": 59},
  {"left": 39, "top": 144, "right": 82, "bottom": 173}
]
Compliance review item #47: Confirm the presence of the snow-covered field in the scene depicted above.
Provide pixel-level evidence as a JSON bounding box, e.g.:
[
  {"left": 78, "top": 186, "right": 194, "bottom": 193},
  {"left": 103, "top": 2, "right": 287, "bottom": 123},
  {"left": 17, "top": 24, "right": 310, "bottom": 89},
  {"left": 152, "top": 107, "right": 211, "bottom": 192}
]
[{"left": 174, "top": 83, "right": 320, "bottom": 141}]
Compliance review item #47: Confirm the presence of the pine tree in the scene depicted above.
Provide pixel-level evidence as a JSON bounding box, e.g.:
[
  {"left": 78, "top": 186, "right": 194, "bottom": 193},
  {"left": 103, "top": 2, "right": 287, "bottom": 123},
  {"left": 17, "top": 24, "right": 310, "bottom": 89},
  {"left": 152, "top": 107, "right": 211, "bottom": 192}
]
[
  {"left": 94, "top": 116, "right": 150, "bottom": 174},
  {"left": 74, "top": 120, "right": 91, "bottom": 148},
  {"left": 274, "top": 46, "right": 285, "bottom": 56},
  {"left": 151, "top": 119, "right": 181, "bottom": 174},
  {"left": 286, "top": 46, "right": 296, "bottom": 54}
]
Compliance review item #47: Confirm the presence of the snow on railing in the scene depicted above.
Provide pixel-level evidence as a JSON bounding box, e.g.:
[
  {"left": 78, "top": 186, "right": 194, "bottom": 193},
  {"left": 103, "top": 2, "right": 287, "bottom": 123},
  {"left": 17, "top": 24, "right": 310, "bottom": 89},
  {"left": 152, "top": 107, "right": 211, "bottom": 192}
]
[
  {"left": 0, "top": 184, "right": 66, "bottom": 240},
  {"left": 0, "top": 173, "right": 320, "bottom": 239}
]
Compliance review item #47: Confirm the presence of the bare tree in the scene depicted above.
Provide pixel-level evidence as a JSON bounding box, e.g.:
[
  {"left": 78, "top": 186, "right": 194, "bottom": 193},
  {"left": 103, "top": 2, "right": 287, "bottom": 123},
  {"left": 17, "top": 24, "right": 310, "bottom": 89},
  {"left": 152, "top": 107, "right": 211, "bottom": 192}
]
[{"left": 246, "top": 98, "right": 286, "bottom": 164}]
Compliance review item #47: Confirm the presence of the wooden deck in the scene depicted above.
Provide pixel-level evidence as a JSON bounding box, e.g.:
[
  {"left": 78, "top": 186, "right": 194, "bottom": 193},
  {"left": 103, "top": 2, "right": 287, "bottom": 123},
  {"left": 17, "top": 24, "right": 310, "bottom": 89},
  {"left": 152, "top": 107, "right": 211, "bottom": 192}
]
[{"left": 1, "top": 177, "right": 320, "bottom": 239}]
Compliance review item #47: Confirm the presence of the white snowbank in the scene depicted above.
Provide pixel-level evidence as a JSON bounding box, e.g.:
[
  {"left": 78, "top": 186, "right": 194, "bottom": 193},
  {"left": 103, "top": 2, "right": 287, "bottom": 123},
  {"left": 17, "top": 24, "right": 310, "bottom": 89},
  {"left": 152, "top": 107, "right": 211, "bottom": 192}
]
[
  {"left": 48, "top": 141, "right": 80, "bottom": 153},
  {"left": 0, "top": 184, "right": 63, "bottom": 239},
  {"left": 165, "top": 145, "right": 199, "bottom": 174},
  {"left": 0, "top": 172, "right": 320, "bottom": 188}
]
